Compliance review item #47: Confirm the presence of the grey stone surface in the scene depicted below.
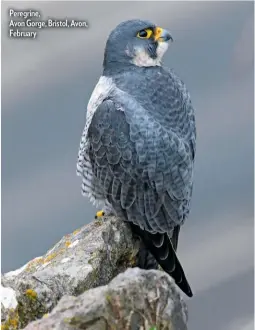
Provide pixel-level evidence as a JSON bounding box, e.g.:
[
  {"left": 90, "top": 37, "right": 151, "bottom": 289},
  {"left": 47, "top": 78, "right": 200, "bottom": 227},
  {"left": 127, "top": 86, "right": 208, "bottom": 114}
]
[
  {"left": 23, "top": 268, "right": 188, "bottom": 330},
  {"left": 1, "top": 216, "right": 188, "bottom": 329},
  {"left": 1, "top": 217, "right": 138, "bottom": 329}
]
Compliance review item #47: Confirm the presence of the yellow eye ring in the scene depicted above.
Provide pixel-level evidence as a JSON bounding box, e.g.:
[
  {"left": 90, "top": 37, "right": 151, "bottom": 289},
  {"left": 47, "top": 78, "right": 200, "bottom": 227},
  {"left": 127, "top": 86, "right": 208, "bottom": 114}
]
[{"left": 137, "top": 28, "right": 153, "bottom": 39}]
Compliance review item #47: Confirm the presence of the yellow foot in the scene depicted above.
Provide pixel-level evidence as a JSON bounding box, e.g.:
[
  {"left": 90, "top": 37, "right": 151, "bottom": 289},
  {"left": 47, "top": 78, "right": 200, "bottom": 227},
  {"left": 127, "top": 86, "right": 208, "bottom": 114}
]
[{"left": 95, "top": 210, "right": 105, "bottom": 219}]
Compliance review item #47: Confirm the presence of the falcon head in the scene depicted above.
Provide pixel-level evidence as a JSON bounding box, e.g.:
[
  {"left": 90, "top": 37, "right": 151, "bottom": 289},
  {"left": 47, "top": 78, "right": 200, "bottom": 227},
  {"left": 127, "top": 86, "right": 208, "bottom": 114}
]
[{"left": 103, "top": 19, "right": 173, "bottom": 71}]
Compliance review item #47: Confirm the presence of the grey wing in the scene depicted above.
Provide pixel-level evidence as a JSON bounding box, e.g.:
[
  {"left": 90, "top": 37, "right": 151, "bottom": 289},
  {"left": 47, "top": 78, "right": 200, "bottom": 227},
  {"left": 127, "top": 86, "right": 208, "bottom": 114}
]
[
  {"left": 167, "top": 68, "right": 196, "bottom": 158},
  {"left": 86, "top": 95, "right": 195, "bottom": 234}
]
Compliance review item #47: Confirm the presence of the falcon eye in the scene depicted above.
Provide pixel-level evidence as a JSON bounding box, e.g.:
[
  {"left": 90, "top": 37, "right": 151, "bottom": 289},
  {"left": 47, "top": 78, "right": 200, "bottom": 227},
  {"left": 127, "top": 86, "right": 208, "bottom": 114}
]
[{"left": 137, "top": 28, "right": 153, "bottom": 39}]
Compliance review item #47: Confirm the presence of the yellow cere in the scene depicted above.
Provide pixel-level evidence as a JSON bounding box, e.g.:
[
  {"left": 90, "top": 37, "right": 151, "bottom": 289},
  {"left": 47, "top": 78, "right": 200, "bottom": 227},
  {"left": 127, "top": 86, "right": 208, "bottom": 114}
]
[{"left": 154, "top": 26, "right": 163, "bottom": 41}]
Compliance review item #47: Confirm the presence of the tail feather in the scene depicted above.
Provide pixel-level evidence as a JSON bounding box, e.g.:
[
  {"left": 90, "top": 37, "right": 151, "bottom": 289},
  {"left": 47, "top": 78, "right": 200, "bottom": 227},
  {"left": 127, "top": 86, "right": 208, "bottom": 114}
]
[
  {"left": 130, "top": 223, "right": 193, "bottom": 298},
  {"left": 171, "top": 225, "right": 180, "bottom": 251}
]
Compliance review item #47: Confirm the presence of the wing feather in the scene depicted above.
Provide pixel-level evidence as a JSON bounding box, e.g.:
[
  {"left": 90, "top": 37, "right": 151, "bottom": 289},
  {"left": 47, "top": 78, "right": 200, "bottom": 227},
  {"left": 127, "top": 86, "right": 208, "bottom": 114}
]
[
  {"left": 86, "top": 92, "right": 195, "bottom": 232},
  {"left": 78, "top": 68, "right": 196, "bottom": 297}
]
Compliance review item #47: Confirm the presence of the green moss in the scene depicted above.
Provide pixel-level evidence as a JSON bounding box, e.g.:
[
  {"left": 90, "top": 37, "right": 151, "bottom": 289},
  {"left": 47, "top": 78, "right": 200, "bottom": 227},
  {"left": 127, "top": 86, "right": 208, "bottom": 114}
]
[
  {"left": 105, "top": 293, "right": 112, "bottom": 303},
  {"left": 128, "top": 250, "right": 138, "bottom": 267},
  {"left": 68, "top": 316, "right": 84, "bottom": 325},
  {"left": 114, "top": 249, "right": 137, "bottom": 275},
  {"left": 63, "top": 317, "right": 72, "bottom": 323}
]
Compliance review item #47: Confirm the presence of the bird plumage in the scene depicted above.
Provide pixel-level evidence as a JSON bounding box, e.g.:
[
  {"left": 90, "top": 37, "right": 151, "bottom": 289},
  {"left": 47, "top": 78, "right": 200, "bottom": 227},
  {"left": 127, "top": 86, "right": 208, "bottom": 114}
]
[{"left": 77, "top": 19, "right": 196, "bottom": 297}]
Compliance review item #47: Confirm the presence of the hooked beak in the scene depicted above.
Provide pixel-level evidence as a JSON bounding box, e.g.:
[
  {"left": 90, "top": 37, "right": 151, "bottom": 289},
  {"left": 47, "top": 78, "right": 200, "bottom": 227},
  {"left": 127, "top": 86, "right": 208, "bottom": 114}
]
[{"left": 154, "top": 27, "right": 173, "bottom": 42}]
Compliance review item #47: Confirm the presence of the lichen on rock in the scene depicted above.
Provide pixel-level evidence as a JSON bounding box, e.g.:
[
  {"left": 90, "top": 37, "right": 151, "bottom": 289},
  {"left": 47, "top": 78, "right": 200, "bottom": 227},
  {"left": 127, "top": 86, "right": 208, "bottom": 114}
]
[
  {"left": 23, "top": 268, "right": 188, "bottom": 330},
  {"left": 1, "top": 216, "right": 188, "bottom": 330}
]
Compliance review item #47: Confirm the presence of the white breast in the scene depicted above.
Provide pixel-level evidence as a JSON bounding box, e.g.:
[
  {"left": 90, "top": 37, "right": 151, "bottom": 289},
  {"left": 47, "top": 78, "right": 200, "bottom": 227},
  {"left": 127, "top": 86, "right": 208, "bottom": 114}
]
[
  {"left": 77, "top": 76, "right": 114, "bottom": 173},
  {"left": 86, "top": 76, "right": 114, "bottom": 138},
  {"left": 76, "top": 76, "right": 115, "bottom": 203}
]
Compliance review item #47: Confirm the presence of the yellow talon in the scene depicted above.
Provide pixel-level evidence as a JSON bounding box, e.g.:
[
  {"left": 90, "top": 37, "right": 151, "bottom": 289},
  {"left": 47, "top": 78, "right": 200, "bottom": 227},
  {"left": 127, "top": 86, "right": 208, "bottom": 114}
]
[{"left": 95, "top": 210, "right": 105, "bottom": 219}]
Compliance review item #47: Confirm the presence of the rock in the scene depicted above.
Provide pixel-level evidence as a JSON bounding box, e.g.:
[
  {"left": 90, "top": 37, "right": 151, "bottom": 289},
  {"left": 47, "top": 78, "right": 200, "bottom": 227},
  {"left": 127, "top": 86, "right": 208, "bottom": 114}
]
[
  {"left": 1, "top": 216, "right": 188, "bottom": 329},
  {"left": 1, "top": 216, "right": 138, "bottom": 329},
  {"left": 23, "top": 268, "right": 188, "bottom": 330}
]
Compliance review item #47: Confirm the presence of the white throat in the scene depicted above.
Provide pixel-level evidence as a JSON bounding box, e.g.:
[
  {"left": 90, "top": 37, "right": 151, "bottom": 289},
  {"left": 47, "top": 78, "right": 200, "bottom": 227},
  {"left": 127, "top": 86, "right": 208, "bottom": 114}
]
[{"left": 131, "top": 42, "right": 169, "bottom": 67}]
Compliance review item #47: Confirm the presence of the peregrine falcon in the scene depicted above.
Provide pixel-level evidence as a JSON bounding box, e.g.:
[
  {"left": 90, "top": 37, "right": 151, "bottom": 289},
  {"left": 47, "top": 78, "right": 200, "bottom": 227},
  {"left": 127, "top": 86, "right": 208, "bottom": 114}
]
[{"left": 77, "top": 19, "right": 196, "bottom": 297}]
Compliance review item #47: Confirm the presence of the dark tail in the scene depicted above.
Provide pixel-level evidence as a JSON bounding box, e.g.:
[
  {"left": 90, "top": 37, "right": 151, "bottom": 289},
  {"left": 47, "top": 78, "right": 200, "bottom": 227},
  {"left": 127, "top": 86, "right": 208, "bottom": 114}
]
[
  {"left": 171, "top": 225, "right": 180, "bottom": 251},
  {"left": 130, "top": 223, "right": 193, "bottom": 298}
]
